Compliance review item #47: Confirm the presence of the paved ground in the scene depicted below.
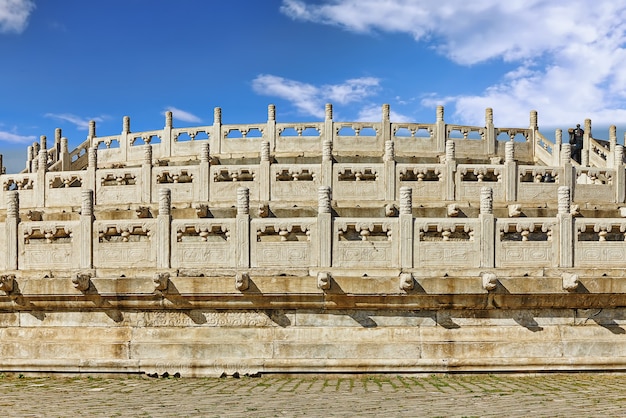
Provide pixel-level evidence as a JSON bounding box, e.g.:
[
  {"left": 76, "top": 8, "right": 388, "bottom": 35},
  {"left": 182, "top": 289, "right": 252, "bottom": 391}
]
[{"left": 0, "top": 373, "right": 624, "bottom": 417}]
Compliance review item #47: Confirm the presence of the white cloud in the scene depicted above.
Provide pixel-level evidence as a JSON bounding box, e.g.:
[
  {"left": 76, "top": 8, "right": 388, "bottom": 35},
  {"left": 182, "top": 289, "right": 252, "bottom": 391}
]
[
  {"left": 0, "top": 0, "right": 35, "bottom": 34},
  {"left": 252, "top": 74, "right": 380, "bottom": 118},
  {"left": 281, "top": 0, "right": 626, "bottom": 127},
  {"left": 164, "top": 107, "right": 202, "bottom": 124},
  {"left": 44, "top": 113, "right": 105, "bottom": 130},
  {"left": 357, "top": 105, "right": 411, "bottom": 123},
  {"left": 0, "top": 130, "right": 36, "bottom": 143}
]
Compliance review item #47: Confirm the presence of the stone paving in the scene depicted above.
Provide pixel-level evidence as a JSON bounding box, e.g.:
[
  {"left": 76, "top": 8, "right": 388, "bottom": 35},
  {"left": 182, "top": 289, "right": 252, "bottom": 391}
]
[{"left": 0, "top": 373, "right": 625, "bottom": 417}]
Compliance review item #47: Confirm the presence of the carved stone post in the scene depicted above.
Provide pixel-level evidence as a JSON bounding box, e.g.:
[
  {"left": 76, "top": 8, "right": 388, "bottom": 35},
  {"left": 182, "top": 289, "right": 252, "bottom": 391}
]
[
  {"left": 436, "top": 105, "right": 446, "bottom": 153},
  {"left": 324, "top": 103, "right": 334, "bottom": 160},
  {"left": 445, "top": 139, "right": 456, "bottom": 201},
  {"left": 26, "top": 145, "right": 32, "bottom": 173},
  {"left": 40, "top": 135, "right": 47, "bottom": 152},
  {"left": 119, "top": 116, "right": 129, "bottom": 161},
  {"left": 54, "top": 128, "right": 62, "bottom": 156},
  {"left": 199, "top": 142, "right": 210, "bottom": 202},
  {"left": 321, "top": 139, "right": 333, "bottom": 188},
  {"left": 87, "top": 147, "right": 97, "bottom": 201},
  {"left": 382, "top": 103, "right": 391, "bottom": 146},
  {"left": 80, "top": 189, "right": 94, "bottom": 269},
  {"left": 214, "top": 107, "right": 223, "bottom": 154},
  {"left": 162, "top": 110, "right": 172, "bottom": 158},
  {"left": 36, "top": 149, "right": 47, "bottom": 208},
  {"left": 60, "top": 137, "right": 70, "bottom": 171},
  {"left": 317, "top": 186, "right": 332, "bottom": 268},
  {"left": 581, "top": 149, "right": 589, "bottom": 167},
  {"left": 399, "top": 186, "right": 413, "bottom": 269},
  {"left": 383, "top": 140, "right": 395, "bottom": 201},
  {"left": 479, "top": 187, "right": 495, "bottom": 268},
  {"left": 485, "top": 108, "right": 495, "bottom": 155},
  {"left": 123, "top": 116, "right": 130, "bottom": 134},
  {"left": 610, "top": 125, "right": 617, "bottom": 167},
  {"left": 236, "top": 187, "right": 250, "bottom": 268},
  {"left": 267, "top": 104, "right": 276, "bottom": 154},
  {"left": 259, "top": 141, "right": 271, "bottom": 202},
  {"left": 583, "top": 118, "right": 591, "bottom": 156},
  {"left": 142, "top": 144, "right": 152, "bottom": 204},
  {"left": 6, "top": 191, "right": 19, "bottom": 270},
  {"left": 529, "top": 110, "right": 538, "bottom": 158},
  {"left": 504, "top": 141, "right": 517, "bottom": 202},
  {"left": 558, "top": 186, "right": 573, "bottom": 268},
  {"left": 560, "top": 143, "right": 574, "bottom": 196},
  {"left": 555, "top": 129, "right": 562, "bottom": 166},
  {"left": 157, "top": 188, "right": 171, "bottom": 269},
  {"left": 615, "top": 145, "right": 625, "bottom": 203}
]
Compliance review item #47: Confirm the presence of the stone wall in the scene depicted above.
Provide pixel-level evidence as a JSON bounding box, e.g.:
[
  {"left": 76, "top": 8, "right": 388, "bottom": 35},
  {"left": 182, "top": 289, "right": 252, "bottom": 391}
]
[{"left": 0, "top": 105, "right": 626, "bottom": 376}]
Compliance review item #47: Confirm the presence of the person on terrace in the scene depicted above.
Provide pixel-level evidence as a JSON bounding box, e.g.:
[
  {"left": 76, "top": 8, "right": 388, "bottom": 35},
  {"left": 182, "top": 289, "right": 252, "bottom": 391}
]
[{"left": 569, "top": 123, "right": 584, "bottom": 163}]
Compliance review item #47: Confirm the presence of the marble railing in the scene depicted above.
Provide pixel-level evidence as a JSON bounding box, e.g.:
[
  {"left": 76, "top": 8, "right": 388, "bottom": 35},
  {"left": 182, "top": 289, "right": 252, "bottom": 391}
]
[
  {"left": 3, "top": 144, "right": 626, "bottom": 209},
  {"left": 1, "top": 185, "right": 623, "bottom": 273}
]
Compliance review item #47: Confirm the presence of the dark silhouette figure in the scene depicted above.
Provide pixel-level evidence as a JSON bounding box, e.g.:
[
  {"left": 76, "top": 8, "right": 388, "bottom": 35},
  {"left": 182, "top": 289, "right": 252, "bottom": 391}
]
[{"left": 569, "top": 124, "right": 584, "bottom": 163}]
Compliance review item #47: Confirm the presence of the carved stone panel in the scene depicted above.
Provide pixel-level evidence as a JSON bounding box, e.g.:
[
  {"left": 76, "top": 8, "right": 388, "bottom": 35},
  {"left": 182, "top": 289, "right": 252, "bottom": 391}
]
[
  {"left": 575, "top": 243, "right": 626, "bottom": 267},
  {"left": 416, "top": 242, "right": 480, "bottom": 268},
  {"left": 252, "top": 242, "right": 311, "bottom": 267},
  {"left": 497, "top": 242, "right": 555, "bottom": 267}
]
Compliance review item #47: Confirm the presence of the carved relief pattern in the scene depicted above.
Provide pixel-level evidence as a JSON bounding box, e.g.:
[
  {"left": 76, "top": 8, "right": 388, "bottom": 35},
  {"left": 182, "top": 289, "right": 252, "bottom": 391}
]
[
  {"left": 138, "top": 310, "right": 275, "bottom": 327},
  {"left": 253, "top": 242, "right": 310, "bottom": 267},
  {"left": 418, "top": 244, "right": 479, "bottom": 268}
]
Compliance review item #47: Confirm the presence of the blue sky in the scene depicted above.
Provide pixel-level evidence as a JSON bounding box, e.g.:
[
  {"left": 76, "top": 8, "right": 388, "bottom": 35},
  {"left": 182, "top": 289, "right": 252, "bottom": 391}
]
[{"left": 2, "top": 0, "right": 626, "bottom": 173}]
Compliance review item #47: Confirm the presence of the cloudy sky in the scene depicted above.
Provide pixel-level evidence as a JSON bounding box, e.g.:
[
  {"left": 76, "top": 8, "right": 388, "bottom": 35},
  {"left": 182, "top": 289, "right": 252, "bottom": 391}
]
[{"left": 1, "top": 0, "right": 626, "bottom": 173}]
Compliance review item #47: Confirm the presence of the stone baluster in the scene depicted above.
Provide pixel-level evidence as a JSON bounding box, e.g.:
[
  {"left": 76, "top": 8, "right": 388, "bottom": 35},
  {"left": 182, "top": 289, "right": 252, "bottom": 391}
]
[
  {"left": 324, "top": 103, "right": 333, "bottom": 159},
  {"left": 162, "top": 110, "right": 172, "bottom": 158},
  {"left": 80, "top": 189, "right": 94, "bottom": 269},
  {"left": 399, "top": 186, "right": 413, "bottom": 268},
  {"left": 54, "top": 128, "right": 62, "bottom": 157},
  {"left": 615, "top": 145, "right": 625, "bottom": 203},
  {"left": 236, "top": 187, "right": 250, "bottom": 268},
  {"left": 40, "top": 135, "right": 47, "bottom": 155},
  {"left": 384, "top": 140, "right": 395, "bottom": 200},
  {"left": 199, "top": 142, "right": 210, "bottom": 201},
  {"left": 436, "top": 105, "right": 446, "bottom": 153},
  {"left": 480, "top": 187, "right": 494, "bottom": 268},
  {"left": 119, "top": 116, "right": 130, "bottom": 161},
  {"left": 6, "top": 191, "right": 19, "bottom": 270},
  {"left": 60, "top": 137, "right": 70, "bottom": 171},
  {"left": 157, "top": 188, "right": 171, "bottom": 269},
  {"left": 142, "top": 144, "right": 152, "bottom": 204},
  {"left": 445, "top": 139, "right": 456, "bottom": 201},
  {"left": 529, "top": 110, "right": 538, "bottom": 153},
  {"left": 485, "top": 108, "right": 495, "bottom": 155},
  {"left": 555, "top": 129, "right": 562, "bottom": 166},
  {"left": 267, "top": 104, "right": 276, "bottom": 153},
  {"left": 214, "top": 107, "right": 222, "bottom": 154},
  {"left": 123, "top": 116, "right": 130, "bottom": 134},
  {"left": 322, "top": 139, "right": 333, "bottom": 188},
  {"left": 382, "top": 103, "right": 391, "bottom": 145},
  {"left": 36, "top": 149, "right": 47, "bottom": 208},
  {"left": 26, "top": 145, "right": 32, "bottom": 173},
  {"left": 558, "top": 186, "right": 573, "bottom": 267},
  {"left": 610, "top": 125, "right": 617, "bottom": 153},
  {"left": 86, "top": 147, "right": 97, "bottom": 201},
  {"left": 560, "top": 143, "right": 574, "bottom": 194},
  {"left": 88, "top": 120, "right": 96, "bottom": 141},
  {"left": 583, "top": 118, "right": 591, "bottom": 156},
  {"left": 317, "top": 186, "right": 332, "bottom": 268},
  {"left": 260, "top": 141, "right": 271, "bottom": 202},
  {"left": 504, "top": 141, "right": 517, "bottom": 202}
]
